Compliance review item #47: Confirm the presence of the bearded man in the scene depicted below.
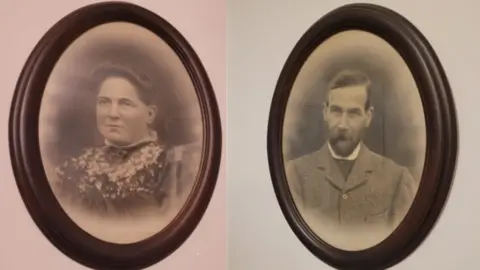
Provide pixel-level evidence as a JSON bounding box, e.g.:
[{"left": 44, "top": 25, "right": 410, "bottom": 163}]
[{"left": 285, "top": 69, "right": 418, "bottom": 231}]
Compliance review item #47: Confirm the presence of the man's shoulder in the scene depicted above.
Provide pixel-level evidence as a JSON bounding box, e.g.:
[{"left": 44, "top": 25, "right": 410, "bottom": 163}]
[
  {"left": 286, "top": 149, "right": 322, "bottom": 167},
  {"left": 364, "top": 147, "right": 410, "bottom": 179}
]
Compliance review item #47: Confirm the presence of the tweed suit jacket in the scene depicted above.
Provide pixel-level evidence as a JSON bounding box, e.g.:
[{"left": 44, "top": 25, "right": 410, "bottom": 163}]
[{"left": 285, "top": 142, "right": 418, "bottom": 230}]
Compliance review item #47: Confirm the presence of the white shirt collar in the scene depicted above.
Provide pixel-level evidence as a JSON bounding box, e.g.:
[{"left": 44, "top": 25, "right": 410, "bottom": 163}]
[{"left": 328, "top": 141, "right": 361, "bottom": 160}]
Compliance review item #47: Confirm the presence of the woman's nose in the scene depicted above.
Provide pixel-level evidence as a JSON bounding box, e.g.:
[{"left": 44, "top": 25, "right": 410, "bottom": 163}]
[{"left": 107, "top": 104, "right": 120, "bottom": 118}]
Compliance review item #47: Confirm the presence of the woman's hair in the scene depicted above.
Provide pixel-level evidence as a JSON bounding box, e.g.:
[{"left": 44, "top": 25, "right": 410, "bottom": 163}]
[
  {"left": 89, "top": 60, "right": 198, "bottom": 145},
  {"left": 91, "top": 61, "right": 169, "bottom": 142},
  {"left": 91, "top": 61, "right": 156, "bottom": 105}
]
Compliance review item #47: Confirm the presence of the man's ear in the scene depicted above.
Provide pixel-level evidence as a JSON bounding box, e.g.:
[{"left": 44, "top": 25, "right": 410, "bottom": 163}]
[
  {"left": 322, "top": 102, "right": 328, "bottom": 121},
  {"left": 365, "top": 106, "right": 374, "bottom": 127},
  {"left": 146, "top": 105, "right": 157, "bottom": 124}
]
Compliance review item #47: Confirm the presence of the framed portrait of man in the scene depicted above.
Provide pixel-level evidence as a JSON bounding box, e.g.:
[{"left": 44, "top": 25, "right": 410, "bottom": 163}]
[{"left": 267, "top": 3, "right": 458, "bottom": 269}]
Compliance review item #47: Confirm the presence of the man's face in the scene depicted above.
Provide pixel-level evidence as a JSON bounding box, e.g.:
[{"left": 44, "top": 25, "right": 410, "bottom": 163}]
[
  {"left": 96, "top": 76, "right": 156, "bottom": 146},
  {"left": 323, "top": 85, "right": 373, "bottom": 157}
]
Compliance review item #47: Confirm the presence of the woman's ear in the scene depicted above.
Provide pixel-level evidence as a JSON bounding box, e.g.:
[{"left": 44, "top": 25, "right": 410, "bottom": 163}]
[{"left": 146, "top": 105, "right": 157, "bottom": 124}]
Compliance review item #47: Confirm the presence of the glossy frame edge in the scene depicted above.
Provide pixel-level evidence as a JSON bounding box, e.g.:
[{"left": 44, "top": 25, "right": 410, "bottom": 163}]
[
  {"left": 267, "top": 3, "right": 458, "bottom": 270},
  {"left": 8, "top": 1, "right": 222, "bottom": 270}
]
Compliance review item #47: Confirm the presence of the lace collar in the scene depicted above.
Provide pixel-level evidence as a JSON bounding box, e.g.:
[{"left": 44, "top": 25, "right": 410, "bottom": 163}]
[{"left": 104, "top": 130, "right": 158, "bottom": 149}]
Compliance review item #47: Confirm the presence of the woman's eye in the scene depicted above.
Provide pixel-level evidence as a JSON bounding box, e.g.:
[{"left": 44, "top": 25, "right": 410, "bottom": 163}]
[{"left": 119, "top": 100, "right": 135, "bottom": 107}]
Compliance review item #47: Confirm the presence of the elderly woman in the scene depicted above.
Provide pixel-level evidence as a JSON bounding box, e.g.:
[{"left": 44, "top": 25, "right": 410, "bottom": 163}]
[{"left": 53, "top": 62, "right": 199, "bottom": 216}]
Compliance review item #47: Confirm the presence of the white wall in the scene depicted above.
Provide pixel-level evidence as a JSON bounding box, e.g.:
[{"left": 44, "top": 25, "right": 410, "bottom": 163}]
[
  {"left": 0, "top": 0, "right": 226, "bottom": 269},
  {"left": 227, "top": 0, "right": 478, "bottom": 269}
]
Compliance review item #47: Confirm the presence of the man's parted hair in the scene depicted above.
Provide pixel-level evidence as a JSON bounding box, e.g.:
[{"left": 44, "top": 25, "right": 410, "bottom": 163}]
[{"left": 325, "top": 69, "right": 372, "bottom": 110}]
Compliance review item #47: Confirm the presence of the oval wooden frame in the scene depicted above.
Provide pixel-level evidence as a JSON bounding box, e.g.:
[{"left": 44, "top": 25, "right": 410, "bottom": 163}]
[
  {"left": 8, "top": 2, "right": 222, "bottom": 270},
  {"left": 267, "top": 3, "right": 457, "bottom": 269}
]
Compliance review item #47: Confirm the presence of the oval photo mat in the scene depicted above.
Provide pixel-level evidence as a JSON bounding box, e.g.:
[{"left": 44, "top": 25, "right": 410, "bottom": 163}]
[
  {"left": 9, "top": 2, "right": 221, "bottom": 270},
  {"left": 267, "top": 3, "right": 457, "bottom": 270}
]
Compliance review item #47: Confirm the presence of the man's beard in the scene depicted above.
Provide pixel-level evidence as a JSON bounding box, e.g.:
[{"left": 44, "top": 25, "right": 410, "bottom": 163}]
[
  {"left": 329, "top": 134, "right": 359, "bottom": 157},
  {"left": 330, "top": 132, "right": 349, "bottom": 145}
]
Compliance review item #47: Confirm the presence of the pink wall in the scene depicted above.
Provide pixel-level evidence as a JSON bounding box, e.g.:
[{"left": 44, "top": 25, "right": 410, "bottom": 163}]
[{"left": 0, "top": 0, "right": 226, "bottom": 269}]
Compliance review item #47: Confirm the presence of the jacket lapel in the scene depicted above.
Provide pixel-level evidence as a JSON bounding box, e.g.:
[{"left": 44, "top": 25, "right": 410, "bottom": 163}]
[
  {"left": 316, "top": 144, "right": 344, "bottom": 191},
  {"left": 344, "top": 143, "right": 374, "bottom": 192},
  {"left": 315, "top": 142, "right": 375, "bottom": 192}
]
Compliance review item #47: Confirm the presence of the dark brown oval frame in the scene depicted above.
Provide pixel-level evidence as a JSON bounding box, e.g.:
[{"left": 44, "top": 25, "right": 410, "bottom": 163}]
[
  {"left": 8, "top": 1, "right": 222, "bottom": 270},
  {"left": 267, "top": 3, "right": 457, "bottom": 270}
]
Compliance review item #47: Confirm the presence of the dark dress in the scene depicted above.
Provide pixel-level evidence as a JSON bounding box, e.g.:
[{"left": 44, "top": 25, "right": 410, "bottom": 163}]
[{"left": 54, "top": 140, "right": 195, "bottom": 215}]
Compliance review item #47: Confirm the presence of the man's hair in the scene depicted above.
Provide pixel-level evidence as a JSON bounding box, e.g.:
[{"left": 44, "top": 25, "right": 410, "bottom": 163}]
[{"left": 326, "top": 69, "right": 372, "bottom": 110}]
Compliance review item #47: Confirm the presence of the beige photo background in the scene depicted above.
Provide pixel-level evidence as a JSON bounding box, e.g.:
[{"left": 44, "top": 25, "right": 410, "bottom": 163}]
[
  {"left": 282, "top": 30, "right": 426, "bottom": 250},
  {"left": 228, "top": 0, "right": 476, "bottom": 269},
  {"left": 39, "top": 21, "right": 203, "bottom": 244},
  {"left": 0, "top": 0, "right": 226, "bottom": 269}
]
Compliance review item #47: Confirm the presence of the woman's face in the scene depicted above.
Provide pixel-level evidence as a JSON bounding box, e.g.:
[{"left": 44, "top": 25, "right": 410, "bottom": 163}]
[{"left": 96, "top": 76, "right": 156, "bottom": 146}]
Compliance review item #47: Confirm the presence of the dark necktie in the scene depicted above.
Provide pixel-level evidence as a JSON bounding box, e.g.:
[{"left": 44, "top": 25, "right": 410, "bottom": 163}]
[{"left": 334, "top": 158, "right": 355, "bottom": 180}]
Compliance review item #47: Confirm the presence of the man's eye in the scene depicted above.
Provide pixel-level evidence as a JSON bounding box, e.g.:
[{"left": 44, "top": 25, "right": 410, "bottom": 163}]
[
  {"left": 330, "top": 107, "right": 341, "bottom": 113},
  {"left": 349, "top": 110, "right": 361, "bottom": 116}
]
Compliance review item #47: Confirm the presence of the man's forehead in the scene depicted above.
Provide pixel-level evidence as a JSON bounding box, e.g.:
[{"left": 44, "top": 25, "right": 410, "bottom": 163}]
[{"left": 327, "top": 85, "right": 368, "bottom": 101}]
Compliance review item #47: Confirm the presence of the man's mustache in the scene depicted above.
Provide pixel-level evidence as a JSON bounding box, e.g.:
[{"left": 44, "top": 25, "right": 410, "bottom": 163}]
[{"left": 331, "top": 133, "right": 350, "bottom": 144}]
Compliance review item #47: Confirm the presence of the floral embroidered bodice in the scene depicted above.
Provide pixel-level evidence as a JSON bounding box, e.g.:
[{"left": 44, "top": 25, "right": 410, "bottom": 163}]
[{"left": 54, "top": 141, "right": 181, "bottom": 215}]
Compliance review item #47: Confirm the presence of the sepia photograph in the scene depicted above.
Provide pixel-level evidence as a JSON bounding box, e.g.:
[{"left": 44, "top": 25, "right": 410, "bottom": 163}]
[
  {"left": 282, "top": 29, "right": 425, "bottom": 250},
  {"left": 9, "top": 2, "right": 221, "bottom": 269},
  {"left": 38, "top": 21, "right": 204, "bottom": 244},
  {"left": 267, "top": 3, "right": 457, "bottom": 269}
]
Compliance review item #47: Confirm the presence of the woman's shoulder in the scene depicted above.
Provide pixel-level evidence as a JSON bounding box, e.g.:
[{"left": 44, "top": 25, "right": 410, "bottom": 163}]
[
  {"left": 164, "top": 140, "right": 202, "bottom": 164},
  {"left": 136, "top": 141, "right": 166, "bottom": 161},
  {"left": 57, "top": 147, "right": 99, "bottom": 169}
]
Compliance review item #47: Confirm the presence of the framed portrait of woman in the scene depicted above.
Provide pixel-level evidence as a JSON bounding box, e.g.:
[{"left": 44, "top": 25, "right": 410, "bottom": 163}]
[
  {"left": 9, "top": 2, "right": 221, "bottom": 269},
  {"left": 267, "top": 3, "right": 458, "bottom": 270}
]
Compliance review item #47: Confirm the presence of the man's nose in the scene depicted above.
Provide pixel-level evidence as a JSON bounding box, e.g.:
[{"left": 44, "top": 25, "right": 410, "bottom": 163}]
[{"left": 338, "top": 113, "right": 348, "bottom": 129}]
